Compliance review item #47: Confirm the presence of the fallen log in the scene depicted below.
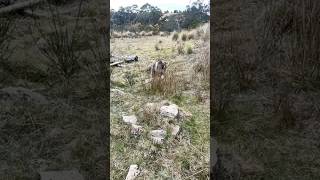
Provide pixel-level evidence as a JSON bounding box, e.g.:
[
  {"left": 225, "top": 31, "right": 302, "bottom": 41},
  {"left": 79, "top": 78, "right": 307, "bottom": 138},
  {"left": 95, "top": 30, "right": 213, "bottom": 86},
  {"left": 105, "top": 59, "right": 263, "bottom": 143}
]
[
  {"left": 110, "top": 61, "right": 124, "bottom": 67},
  {"left": 0, "top": 0, "right": 45, "bottom": 14}
]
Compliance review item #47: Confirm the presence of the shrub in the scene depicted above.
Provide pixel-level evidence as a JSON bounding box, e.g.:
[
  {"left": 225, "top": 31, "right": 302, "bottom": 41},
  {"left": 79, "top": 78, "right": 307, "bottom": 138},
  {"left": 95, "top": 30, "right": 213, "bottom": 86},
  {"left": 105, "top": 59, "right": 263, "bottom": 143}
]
[
  {"left": 149, "top": 69, "right": 179, "bottom": 96},
  {"left": 193, "top": 45, "right": 209, "bottom": 82},
  {"left": 177, "top": 43, "right": 184, "bottom": 54},
  {"left": 0, "top": 16, "right": 13, "bottom": 65},
  {"left": 188, "top": 33, "right": 195, "bottom": 40},
  {"left": 181, "top": 33, "right": 187, "bottom": 41},
  {"left": 186, "top": 45, "right": 193, "bottom": 54},
  {"left": 124, "top": 71, "right": 136, "bottom": 87},
  {"left": 34, "top": 5, "right": 81, "bottom": 83},
  {"left": 172, "top": 32, "right": 179, "bottom": 41}
]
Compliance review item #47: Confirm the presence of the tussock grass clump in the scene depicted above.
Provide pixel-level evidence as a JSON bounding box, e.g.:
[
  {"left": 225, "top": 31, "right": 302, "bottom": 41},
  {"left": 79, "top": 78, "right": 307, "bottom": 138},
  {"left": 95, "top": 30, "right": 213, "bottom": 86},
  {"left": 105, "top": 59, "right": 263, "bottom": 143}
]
[
  {"left": 149, "top": 70, "right": 179, "bottom": 96},
  {"left": 187, "top": 33, "right": 195, "bottom": 40},
  {"left": 34, "top": 11, "right": 81, "bottom": 83},
  {"left": 0, "top": 16, "right": 13, "bottom": 65},
  {"left": 193, "top": 45, "right": 209, "bottom": 82},
  {"left": 256, "top": 0, "right": 320, "bottom": 90},
  {"left": 186, "top": 45, "right": 193, "bottom": 54},
  {"left": 177, "top": 43, "right": 185, "bottom": 54},
  {"left": 181, "top": 33, "right": 187, "bottom": 41},
  {"left": 172, "top": 32, "right": 179, "bottom": 41}
]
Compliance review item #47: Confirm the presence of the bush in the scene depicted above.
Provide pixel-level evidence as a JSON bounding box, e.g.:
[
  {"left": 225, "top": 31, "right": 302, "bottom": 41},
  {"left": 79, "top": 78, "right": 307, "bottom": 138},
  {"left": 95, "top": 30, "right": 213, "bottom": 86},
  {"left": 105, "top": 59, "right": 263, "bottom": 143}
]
[
  {"left": 34, "top": 6, "right": 81, "bottom": 83},
  {"left": 188, "top": 33, "right": 195, "bottom": 40},
  {"left": 149, "top": 69, "right": 179, "bottom": 96},
  {"left": 177, "top": 43, "right": 184, "bottom": 54},
  {"left": 193, "top": 45, "right": 209, "bottom": 82},
  {"left": 181, "top": 33, "right": 187, "bottom": 41},
  {"left": 186, "top": 45, "right": 193, "bottom": 54},
  {"left": 172, "top": 32, "right": 179, "bottom": 41},
  {"left": 0, "top": 16, "right": 13, "bottom": 65}
]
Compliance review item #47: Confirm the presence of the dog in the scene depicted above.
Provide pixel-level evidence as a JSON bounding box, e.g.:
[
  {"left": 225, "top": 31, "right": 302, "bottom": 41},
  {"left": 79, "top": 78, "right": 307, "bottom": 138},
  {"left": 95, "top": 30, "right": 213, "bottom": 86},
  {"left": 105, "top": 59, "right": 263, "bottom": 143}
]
[{"left": 147, "top": 60, "right": 167, "bottom": 79}]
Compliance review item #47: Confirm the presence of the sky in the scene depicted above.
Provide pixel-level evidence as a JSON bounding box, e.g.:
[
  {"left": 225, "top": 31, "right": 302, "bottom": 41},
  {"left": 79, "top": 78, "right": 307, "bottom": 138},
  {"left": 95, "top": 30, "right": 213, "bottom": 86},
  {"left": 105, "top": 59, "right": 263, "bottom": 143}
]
[{"left": 110, "top": 0, "right": 209, "bottom": 12}]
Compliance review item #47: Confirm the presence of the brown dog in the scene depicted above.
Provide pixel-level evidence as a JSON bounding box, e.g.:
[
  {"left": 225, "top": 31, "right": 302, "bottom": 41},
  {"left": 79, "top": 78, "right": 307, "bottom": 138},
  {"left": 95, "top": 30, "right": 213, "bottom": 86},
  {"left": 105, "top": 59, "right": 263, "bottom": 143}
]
[{"left": 147, "top": 60, "right": 167, "bottom": 79}]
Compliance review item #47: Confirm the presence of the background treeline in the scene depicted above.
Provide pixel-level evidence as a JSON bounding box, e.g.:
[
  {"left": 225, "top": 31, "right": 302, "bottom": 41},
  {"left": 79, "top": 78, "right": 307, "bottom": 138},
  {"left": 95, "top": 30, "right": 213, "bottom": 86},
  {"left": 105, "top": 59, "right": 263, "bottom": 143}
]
[{"left": 111, "top": 0, "right": 209, "bottom": 32}]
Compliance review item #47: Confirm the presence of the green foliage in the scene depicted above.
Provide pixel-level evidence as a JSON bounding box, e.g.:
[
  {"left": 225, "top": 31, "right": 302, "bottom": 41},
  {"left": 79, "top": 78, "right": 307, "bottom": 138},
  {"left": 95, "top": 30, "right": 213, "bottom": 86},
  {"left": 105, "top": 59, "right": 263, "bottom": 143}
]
[{"left": 111, "top": 1, "right": 209, "bottom": 32}]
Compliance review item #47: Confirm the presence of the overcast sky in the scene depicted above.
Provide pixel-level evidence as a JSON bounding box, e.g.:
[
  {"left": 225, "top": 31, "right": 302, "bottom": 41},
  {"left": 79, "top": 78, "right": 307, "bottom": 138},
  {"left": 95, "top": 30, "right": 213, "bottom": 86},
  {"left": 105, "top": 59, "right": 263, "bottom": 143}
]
[{"left": 110, "top": 0, "right": 209, "bottom": 12}]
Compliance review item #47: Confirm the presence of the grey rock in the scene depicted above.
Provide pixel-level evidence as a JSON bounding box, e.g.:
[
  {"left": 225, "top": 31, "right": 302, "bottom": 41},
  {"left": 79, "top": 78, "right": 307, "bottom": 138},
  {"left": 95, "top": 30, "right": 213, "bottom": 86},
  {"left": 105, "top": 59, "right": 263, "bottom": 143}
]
[
  {"left": 125, "top": 164, "right": 140, "bottom": 180},
  {"left": 123, "top": 115, "right": 137, "bottom": 124},
  {"left": 160, "top": 104, "right": 179, "bottom": 118}
]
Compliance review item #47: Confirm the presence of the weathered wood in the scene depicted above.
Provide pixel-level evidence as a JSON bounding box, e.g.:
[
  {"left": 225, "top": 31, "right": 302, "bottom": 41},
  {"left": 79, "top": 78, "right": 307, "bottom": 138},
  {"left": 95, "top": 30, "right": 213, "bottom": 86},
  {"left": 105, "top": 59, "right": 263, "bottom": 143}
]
[
  {"left": 110, "top": 61, "right": 124, "bottom": 67},
  {"left": 0, "top": 0, "right": 45, "bottom": 14}
]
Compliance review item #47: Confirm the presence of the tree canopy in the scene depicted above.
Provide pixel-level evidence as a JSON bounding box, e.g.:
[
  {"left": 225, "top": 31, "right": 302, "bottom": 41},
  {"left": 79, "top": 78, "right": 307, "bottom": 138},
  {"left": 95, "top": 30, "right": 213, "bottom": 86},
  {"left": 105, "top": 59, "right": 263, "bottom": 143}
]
[{"left": 111, "top": 1, "right": 209, "bottom": 31}]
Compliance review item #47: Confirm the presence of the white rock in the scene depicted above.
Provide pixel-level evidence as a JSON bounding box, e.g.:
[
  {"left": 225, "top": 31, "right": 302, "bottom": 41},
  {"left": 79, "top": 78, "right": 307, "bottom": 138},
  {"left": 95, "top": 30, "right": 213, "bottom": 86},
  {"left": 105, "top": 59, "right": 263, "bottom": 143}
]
[
  {"left": 150, "top": 129, "right": 166, "bottom": 137},
  {"left": 123, "top": 115, "right": 137, "bottom": 124},
  {"left": 150, "top": 129, "right": 166, "bottom": 144},
  {"left": 125, "top": 164, "right": 140, "bottom": 180},
  {"left": 131, "top": 124, "right": 143, "bottom": 135},
  {"left": 151, "top": 136, "right": 164, "bottom": 144},
  {"left": 170, "top": 125, "right": 180, "bottom": 136},
  {"left": 160, "top": 104, "right": 179, "bottom": 118}
]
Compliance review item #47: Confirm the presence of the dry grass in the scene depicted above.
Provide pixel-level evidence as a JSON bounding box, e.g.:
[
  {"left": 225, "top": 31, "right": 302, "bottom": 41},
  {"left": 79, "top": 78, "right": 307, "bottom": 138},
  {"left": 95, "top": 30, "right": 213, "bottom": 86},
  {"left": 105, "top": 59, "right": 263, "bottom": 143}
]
[
  {"left": 149, "top": 70, "right": 179, "bottom": 96},
  {"left": 33, "top": 7, "right": 82, "bottom": 87},
  {"left": 172, "top": 32, "right": 179, "bottom": 41},
  {"left": 187, "top": 33, "right": 195, "bottom": 40},
  {"left": 111, "top": 24, "right": 210, "bottom": 179},
  {"left": 212, "top": 0, "right": 320, "bottom": 179},
  {"left": 181, "top": 33, "right": 187, "bottom": 41},
  {"left": 177, "top": 43, "right": 185, "bottom": 54},
  {"left": 0, "top": 16, "right": 14, "bottom": 66},
  {"left": 193, "top": 45, "right": 209, "bottom": 83}
]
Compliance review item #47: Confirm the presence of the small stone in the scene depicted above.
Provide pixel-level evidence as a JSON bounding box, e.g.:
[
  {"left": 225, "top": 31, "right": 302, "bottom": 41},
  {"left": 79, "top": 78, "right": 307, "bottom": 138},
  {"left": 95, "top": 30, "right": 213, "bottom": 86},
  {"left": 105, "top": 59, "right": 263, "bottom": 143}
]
[
  {"left": 125, "top": 164, "right": 140, "bottom": 180},
  {"left": 131, "top": 124, "right": 143, "bottom": 135},
  {"left": 150, "top": 129, "right": 166, "bottom": 144},
  {"left": 151, "top": 136, "right": 164, "bottom": 144},
  {"left": 123, "top": 115, "right": 137, "bottom": 124},
  {"left": 160, "top": 104, "right": 179, "bottom": 118}
]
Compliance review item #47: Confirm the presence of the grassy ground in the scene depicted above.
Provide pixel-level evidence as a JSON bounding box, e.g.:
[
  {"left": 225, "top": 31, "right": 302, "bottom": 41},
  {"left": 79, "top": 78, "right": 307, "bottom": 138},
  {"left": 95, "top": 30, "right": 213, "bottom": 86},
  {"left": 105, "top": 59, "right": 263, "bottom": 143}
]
[{"left": 111, "top": 26, "right": 210, "bottom": 179}]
